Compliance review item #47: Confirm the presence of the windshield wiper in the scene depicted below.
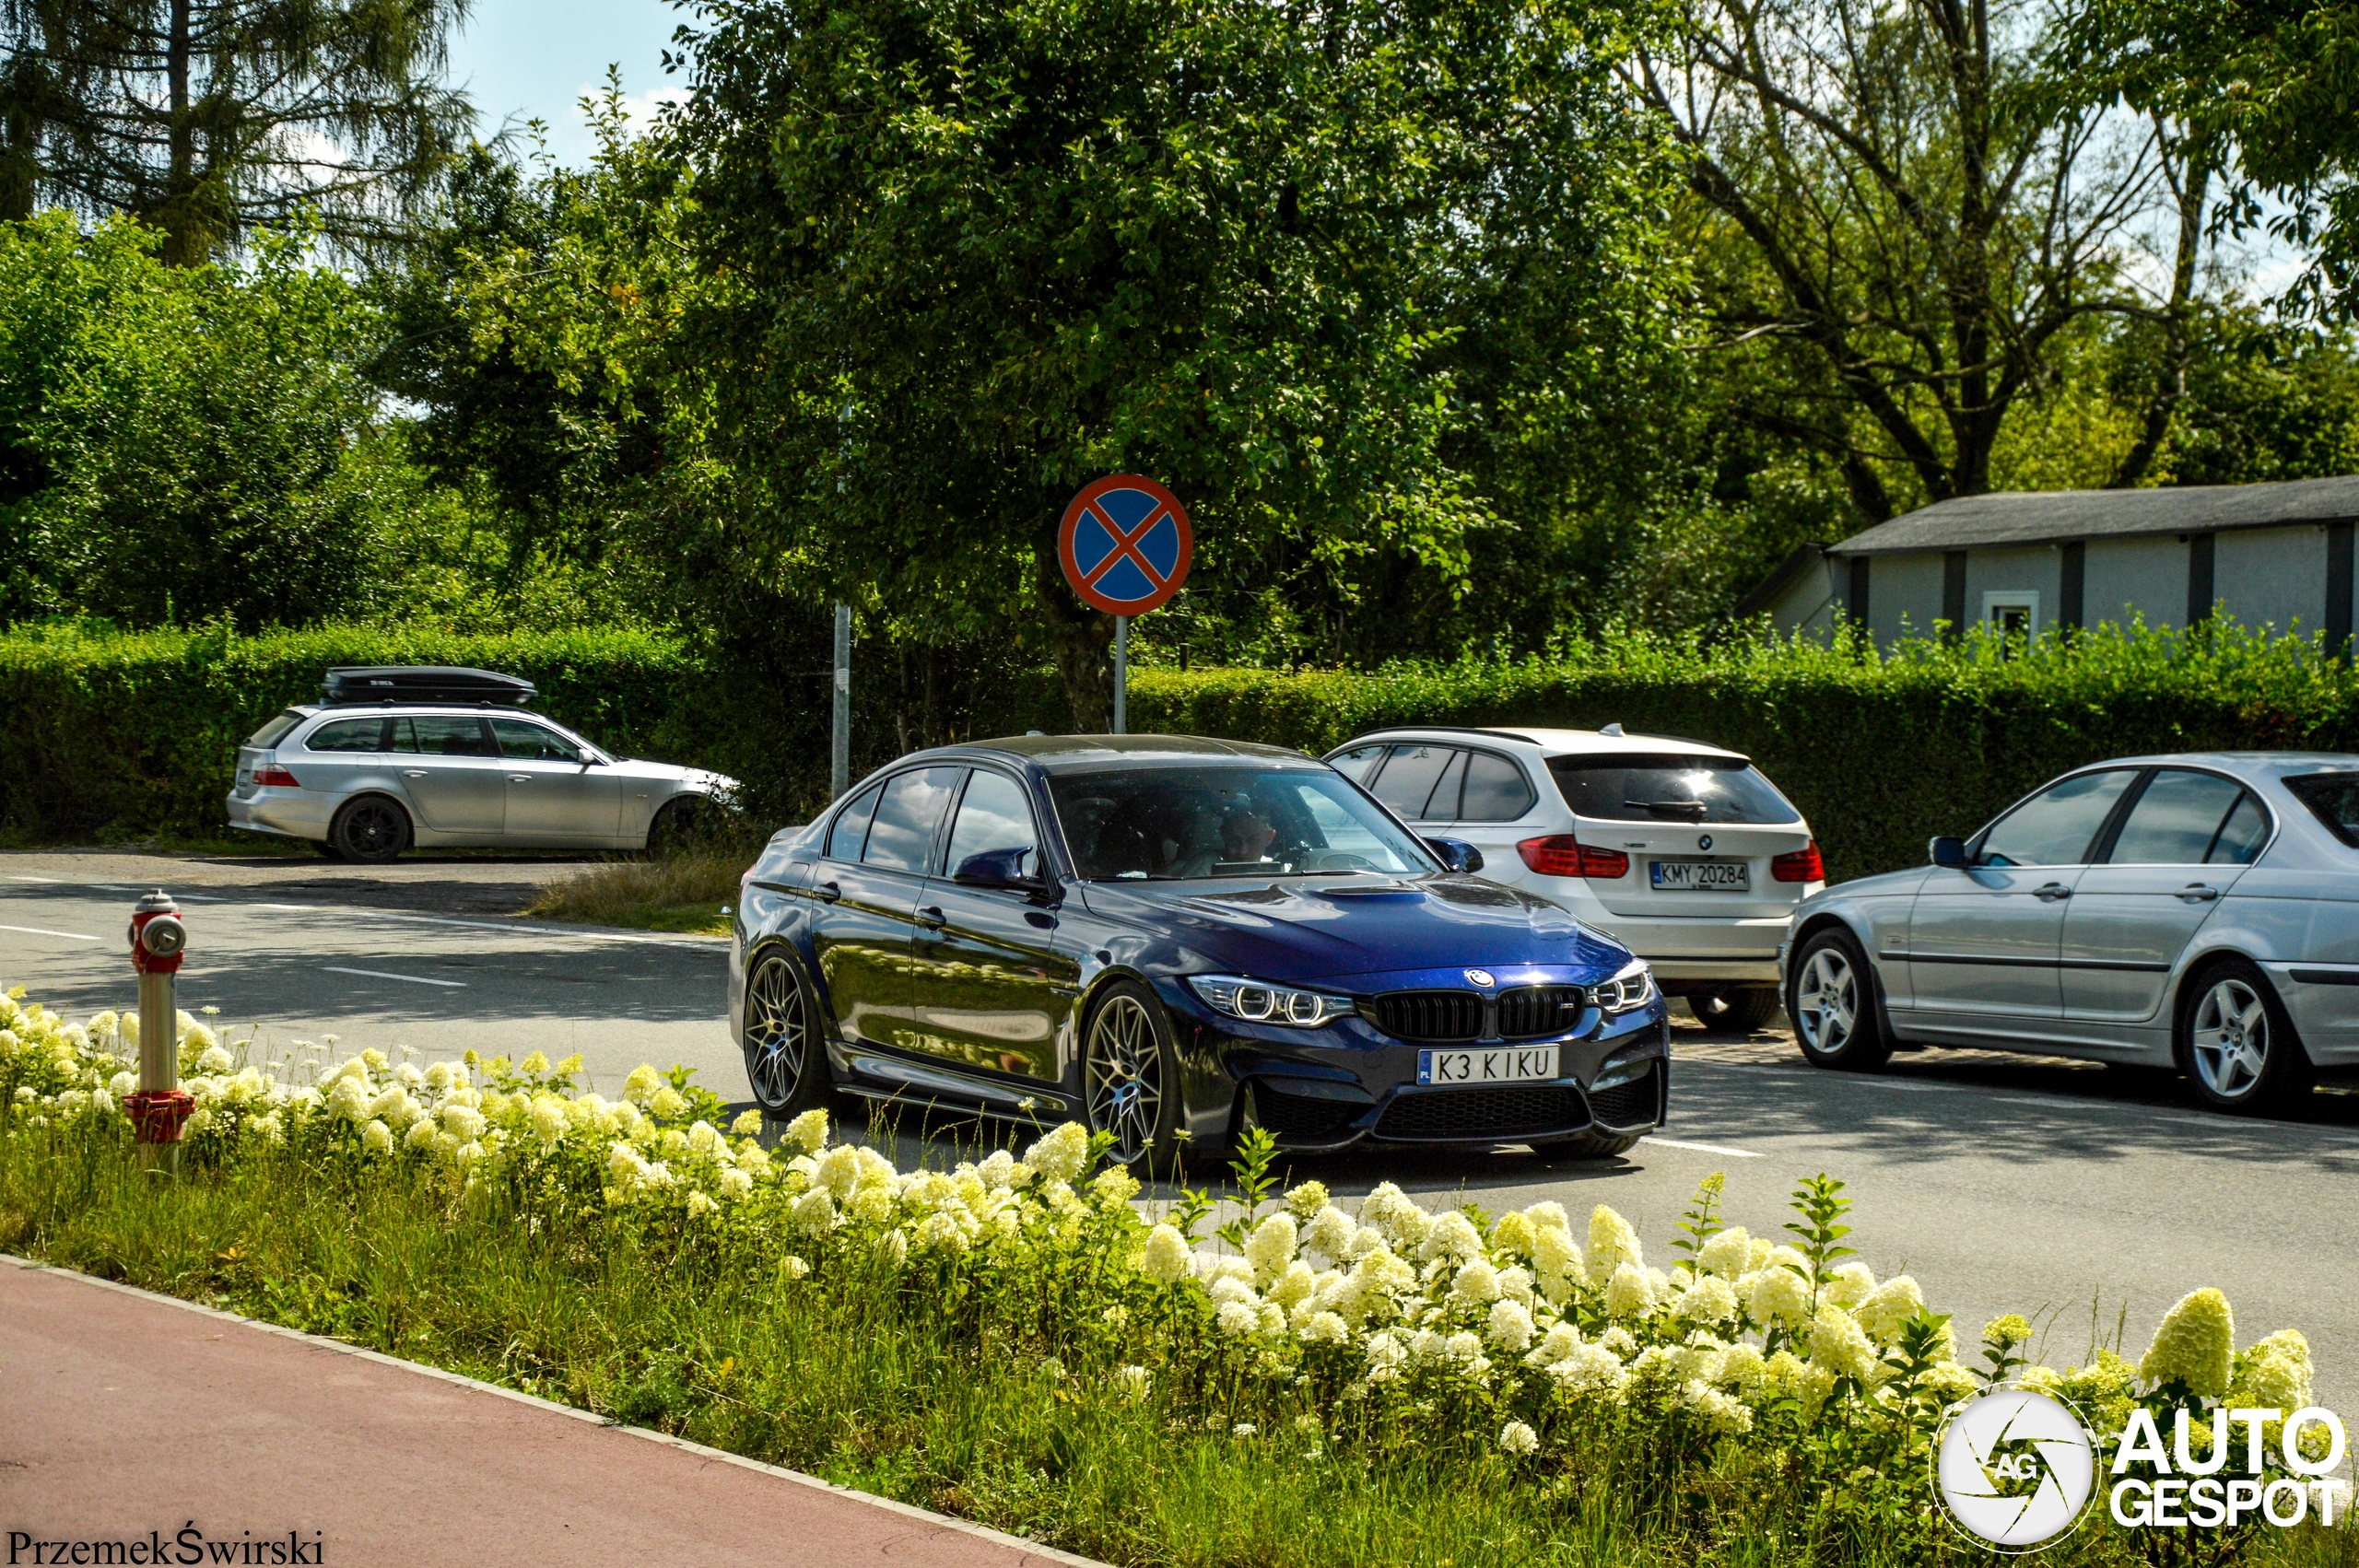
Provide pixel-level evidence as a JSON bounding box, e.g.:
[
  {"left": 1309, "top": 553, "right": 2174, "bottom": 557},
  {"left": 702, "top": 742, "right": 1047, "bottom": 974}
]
[{"left": 1626, "top": 799, "right": 1709, "bottom": 820}]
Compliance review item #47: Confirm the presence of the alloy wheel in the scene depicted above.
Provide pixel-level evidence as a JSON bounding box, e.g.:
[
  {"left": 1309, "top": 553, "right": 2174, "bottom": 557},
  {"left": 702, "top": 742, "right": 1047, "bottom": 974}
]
[
  {"left": 2190, "top": 977, "right": 2270, "bottom": 1101},
  {"left": 1086, "top": 993, "right": 1164, "bottom": 1164},
  {"left": 340, "top": 800, "right": 405, "bottom": 859},
  {"left": 1794, "top": 948, "right": 1857, "bottom": 1055},
  {"left": 745, "top": 956, "right": 809, "bottom": 1108}
]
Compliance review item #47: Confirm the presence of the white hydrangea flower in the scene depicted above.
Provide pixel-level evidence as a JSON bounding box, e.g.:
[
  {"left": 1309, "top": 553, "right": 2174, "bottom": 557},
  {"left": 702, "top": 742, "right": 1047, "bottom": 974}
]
[
  {"left": 686, "top": 1189, "right": 720, "bottom": 1218},
  {"left": 1486, "top": 1299, "right": 1536, "bottom": 1352},
  {"left": 1450, "top": 1259, "right": 1503, "bottom": 1306},
  {"left": 1696, "top": 1226, "right": 1752, "bottom": 1280},
  {"left": 108, "top": 1071, "right": 135, "bottom": 1098},
  {"left": 1245, "top": 1213, "right": 1298, "bottom": 1283},
  {"left": 1418, "top": 1211, "right": 1484, "bottom": 1264},
  {"left": 1023, "top": 1120, "right": 1091, "bottom": 1182},
  {"left": 1825, "top": 1260, "right": 1876, "bottom": 1308},
  {"left": 1588, "top": 1205, "right": 1643, "bottom": 1285},
  {"left": 1141, "top": 1224, "right": 1191, "bottom": 1284},
  {"left": 791, "top": 1186, "right": 837, "bottom": 1235},
  {"left": 1683, "top": 1379, "right": 1754, "bottom": 1433},
  {"left": 917, "top": 1211, "right": 970, "bottom": 1256},
  {"left": 360, "top": 1118, "right": 393, "bottom": 1153},
  {"left": 1809, "top": 1302, "right": 1878, "bottom": 1381},
  {"left": 1527, "top": 1322, "right": 1583, "bottom": 1367},
  {"left": 1674, "top": 1274, "right": 1739, "bottom": 1326},
  {"left": 1548, "top": 1341, "right": 1629, "bottom": 1397},
  {"left": 622, "top": 1065, "right": 663, "bottom": 1106},
  {"left": 1298, "top": 1311, "right": 1350, "bottom": 1345},
  {"left": 1747, "top": 1266, "right": 1813, "bottom": 1328},
  {"left": 1216, "top": 1301, "right": 1262, "bottom": 1338},
  {"left": 1208, "top": 1275, "right": 1260, "bottom": 1309},
  {"left": 405, "top": 1118, "right": 439, "bottom": 1152},
  {"left": 783, "top": 1108, "right": 829, "bottom": 1153},
  {"left": 195, "top": 1044, "right": 234, "bottom": 1074},
  {"left": 1500, "top": 1421, "right": 1539, "bottom": 1457},
  {"left": 1283, "top": 1179, "right": 1331, "bottom": 1219},
  {"left": 1114, "top": 1364, "right": 1151, "bottom": 1397},
  {"left": 1301, "top": 1205, "right": 1355, "bottom": 1262},
  {"left": 1365, "top": 1330, "right": 1409, "bottom": 1379},
  {"left": 1854, "top": 1275, "right": 1924, "bottom": 1346},
  {"left": 874, "top": 1228, "right": 908, "bottom": 1267},
  {"left": 719, "top": 1168, "right": 755, "bottom": 1199},
  {"left": 1604, "top": 1261, "right": 1656, "bottom": 1319}
]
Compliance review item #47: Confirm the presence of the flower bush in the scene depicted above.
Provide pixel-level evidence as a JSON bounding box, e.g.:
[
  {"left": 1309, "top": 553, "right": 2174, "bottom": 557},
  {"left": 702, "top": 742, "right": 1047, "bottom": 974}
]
[{"left": 0, "top": 983, "right": 2342, "bottom": 1565}]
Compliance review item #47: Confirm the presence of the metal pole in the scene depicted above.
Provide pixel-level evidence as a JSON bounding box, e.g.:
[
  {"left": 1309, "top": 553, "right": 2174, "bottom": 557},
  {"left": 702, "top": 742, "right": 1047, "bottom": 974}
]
[
  {"left": 831, "top": 602, "right": 851, "bottom": 800},
  {"left": 1113, "top": 615, "right": 1128, "bottom": 735}
]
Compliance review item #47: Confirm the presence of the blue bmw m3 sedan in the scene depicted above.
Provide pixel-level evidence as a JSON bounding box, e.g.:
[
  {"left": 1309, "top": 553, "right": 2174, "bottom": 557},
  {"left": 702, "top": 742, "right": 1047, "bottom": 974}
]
[{"left": 729, "top": 734, "right": 1671, "bottom": 1166}]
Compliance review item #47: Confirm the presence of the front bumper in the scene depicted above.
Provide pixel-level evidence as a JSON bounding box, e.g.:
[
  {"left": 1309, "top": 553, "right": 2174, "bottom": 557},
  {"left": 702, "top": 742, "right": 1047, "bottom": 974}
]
[{"left": 1159, "top": 969, "right": 1672, "bottom": 1150}]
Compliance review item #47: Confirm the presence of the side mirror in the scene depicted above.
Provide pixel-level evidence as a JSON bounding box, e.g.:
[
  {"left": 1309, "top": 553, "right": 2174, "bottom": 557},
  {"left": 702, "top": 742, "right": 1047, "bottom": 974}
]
[
  {"left": 1929, "top": 836, "right": 1968, "bottom": 870},
  {"left": 954, "top": 847, "right": 1039, "bottom": 889},
  {"left": 1425, "top": 837, "right": 1485, "bottom": 874}
]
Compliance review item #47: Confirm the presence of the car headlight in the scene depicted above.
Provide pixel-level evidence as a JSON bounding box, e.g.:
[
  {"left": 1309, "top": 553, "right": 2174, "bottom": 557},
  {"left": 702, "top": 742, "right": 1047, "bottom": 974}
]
[
  {"left": 1597, "top": 959, "right": 1656, "bottom": 1014},
  {"left": 1188, "top": 975, "right": 1353, "bottom": 1027}
]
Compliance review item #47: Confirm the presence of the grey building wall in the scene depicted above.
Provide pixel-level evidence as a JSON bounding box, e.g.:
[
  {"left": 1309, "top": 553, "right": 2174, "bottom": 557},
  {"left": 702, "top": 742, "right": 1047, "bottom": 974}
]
[
  {"left": 1868, "top": 552, "right": 1946, "bottom": 644},
  {"left": 1960, "top": 546, "right": 2064, "bottom": 635},
  {"left": 1759, "top": 553, "right": 1848, "bottom": 638},
  {"left": 2212, "top": 523, "right": 2330, "bottom": 634},
  {"left": 2082, "top": 536, "right": 2190, "bottom": 633}
]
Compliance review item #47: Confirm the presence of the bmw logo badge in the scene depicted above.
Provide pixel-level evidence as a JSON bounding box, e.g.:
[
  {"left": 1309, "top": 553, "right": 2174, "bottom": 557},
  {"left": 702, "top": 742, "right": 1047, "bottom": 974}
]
[
  {"left": 1463, "top": 968, "right": 1496, "bottom": 988},
  {"left": 1697, "top": 834, "right": 1714, "bottom": 850}
]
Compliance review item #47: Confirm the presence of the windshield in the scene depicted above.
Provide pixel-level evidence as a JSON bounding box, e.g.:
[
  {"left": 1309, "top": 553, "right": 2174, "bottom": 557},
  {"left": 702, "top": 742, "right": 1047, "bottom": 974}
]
[
  {"left": 1047, "top": 765, "right": 1439, "bottom": 880},
  {"left": 1547, "top": 753, "right": 1801, "bottom": 825}
]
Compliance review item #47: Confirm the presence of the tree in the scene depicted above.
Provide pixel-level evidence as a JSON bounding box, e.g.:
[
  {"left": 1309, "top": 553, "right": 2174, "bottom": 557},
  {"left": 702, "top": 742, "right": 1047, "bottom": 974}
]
[
  {"left": 1627, "top": 0, "right": 2217, "bottom": 521},
  {"left": 0, "top": 0, "right": 471, "bottom": 263},
  {"left": 663, "top": 0, "right": 1681, "bottom": 720}
]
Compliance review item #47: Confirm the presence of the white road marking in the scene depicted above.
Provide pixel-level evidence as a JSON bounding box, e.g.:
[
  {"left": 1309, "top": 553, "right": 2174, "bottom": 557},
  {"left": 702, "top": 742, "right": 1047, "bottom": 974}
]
[
  {"left": 0, "top": 923, "right": 101, "bottom": 942},
  {"left": 322, "top": 965, "right": 467, "bottom": 989},
  {"left": 238, "top": 900, "right": 723, "bottom": 949},
  {"left": 6, "top": 874, "right": 63, "bottom": 883},
  {"left": 1641, "top": 1135, "right": 1764, "bottom": 1158}
]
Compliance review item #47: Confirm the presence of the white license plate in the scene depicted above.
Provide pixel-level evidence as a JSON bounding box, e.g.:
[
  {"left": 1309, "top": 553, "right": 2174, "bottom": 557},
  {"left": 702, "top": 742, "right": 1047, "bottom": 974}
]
[
  {"left": 1650, "top": 859, "right": 1749, "bottom": 892},
  {"left": 1417, "top": 1046, "right": 1559, "bottom": 1085}
]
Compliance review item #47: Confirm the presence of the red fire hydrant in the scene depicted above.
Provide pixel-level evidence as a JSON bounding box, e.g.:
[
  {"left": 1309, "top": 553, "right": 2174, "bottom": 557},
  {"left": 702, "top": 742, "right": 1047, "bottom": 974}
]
[{"left": 123, "top": 890, "right": 194, "bottom": 1154}]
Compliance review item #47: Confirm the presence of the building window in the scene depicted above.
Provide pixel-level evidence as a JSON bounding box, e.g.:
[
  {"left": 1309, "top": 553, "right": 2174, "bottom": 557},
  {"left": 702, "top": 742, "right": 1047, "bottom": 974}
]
[{"left": 1984, "top": 591, "right": 2039, "bottom": 643}]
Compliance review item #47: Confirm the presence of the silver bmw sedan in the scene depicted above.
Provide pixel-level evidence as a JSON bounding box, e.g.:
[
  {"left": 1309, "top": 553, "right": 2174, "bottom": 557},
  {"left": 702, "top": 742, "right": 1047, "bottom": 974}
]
[{"left": 1780, "top": 754, "right": 2359, "bottom": 1115}]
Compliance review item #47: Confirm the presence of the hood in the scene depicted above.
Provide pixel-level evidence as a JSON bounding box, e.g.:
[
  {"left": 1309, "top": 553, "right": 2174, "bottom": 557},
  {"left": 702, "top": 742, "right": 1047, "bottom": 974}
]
[
  {"left": 1081, "top": 874, "right": 1633, "bottom": 987},
  {"left": 604, "top": 756, "right": 738, "bottom": 795}
]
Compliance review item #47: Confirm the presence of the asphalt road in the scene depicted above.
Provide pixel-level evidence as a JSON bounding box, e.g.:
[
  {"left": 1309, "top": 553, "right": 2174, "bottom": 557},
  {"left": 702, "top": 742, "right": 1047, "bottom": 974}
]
[{"left": 7, "top": 848, "right": 2357, "bottom": 1414}]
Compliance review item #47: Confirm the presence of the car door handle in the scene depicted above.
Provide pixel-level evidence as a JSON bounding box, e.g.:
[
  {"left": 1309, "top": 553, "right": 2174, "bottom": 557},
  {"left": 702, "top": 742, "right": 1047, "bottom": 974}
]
[
  {"left": 402, "top": 770, "right": 428, "bottom": 778},
  {"left": 917, "top": 906, "right": 946, "bottom": 930},
  {"left": 2033, "top": 883, "right": 2072, "bottom": 901},
  {"left": 508, "top": 774, "right": 532, "bottom": 783},
  {"left": 2177, "top": 883, "right": 2221, "bottom": 902},
  {"left": 816, "top": 881, "right": 840, "bottom": 904}
]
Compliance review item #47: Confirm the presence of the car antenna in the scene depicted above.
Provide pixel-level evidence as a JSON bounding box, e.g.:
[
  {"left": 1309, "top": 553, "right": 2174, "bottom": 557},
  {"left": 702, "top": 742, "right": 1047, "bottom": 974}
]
[{"left": 1600, "top": 722, "right": 1625, "bottom": 737}]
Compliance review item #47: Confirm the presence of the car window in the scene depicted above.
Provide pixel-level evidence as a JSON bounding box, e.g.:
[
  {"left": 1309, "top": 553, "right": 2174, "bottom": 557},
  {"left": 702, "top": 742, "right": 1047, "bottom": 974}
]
[
  {"left": 1046, "top": 764, "right": 1437, "bottom": 879},
  {"left": 1546, "top": 753, "right": 1802, "bottom": 825},
  {"left": 2107, "top": 770, "right": 2248, "bottom": 865},
  {"left": 827, "top": 781, "right": 884, "bottom": 861},
  {"left": 491, "top": 718, "right": 584, "bottom": 763},
  {"left": 1978, "top": 770, "right": 2135, "bottom": 867},
  {"left": 1370, "top": 745, "right": 1459, "bottom": 819},
  {"left": 1328, "top": 744, "right": 1389, "bottom": 783},
  {"left": 2210, "top": 792, "right": 2271, "bottom": 865},
  {"left": 247, "top": 710, "right": 306, "bottom": 747},
  {"left": 862, "top": 766, "right": 963, "bottom": 873},
  {"left": 945, "top": 770, "right": 1040, "bottom": 880},
  {"left": 407, "top": 716, "right": 496, "bottom": 757},
  {"left": 1459, "top": 751, "right": 1536, "bottom": 822},
  {"left": 2283, "top": 773, "right": 2359, "bottom": 848},
  {"left": 304, "top": 718, "right": 385, "bottom": 753}
]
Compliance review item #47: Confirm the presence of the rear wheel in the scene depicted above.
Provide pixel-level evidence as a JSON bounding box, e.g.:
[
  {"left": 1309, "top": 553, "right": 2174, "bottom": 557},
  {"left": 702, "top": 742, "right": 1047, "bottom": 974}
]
[
  {"left": 2177, "top": 958, "right": 2313, "bottom": 1117},
  {"left": 743, "top": 950, "right": 831, "bottom": 1117},
  {"left": 330, "top": 796, "right": 411, "bottom": 863},
  {"left": 1787, "top": 927, "right": 1892, "bottom": 1071},
  {"left": 1083, "top": 979, "right": 1183, "bottom": 1173},
  {"left": 1689, "top": 988, "right": 1781, "bottom": 1036}
]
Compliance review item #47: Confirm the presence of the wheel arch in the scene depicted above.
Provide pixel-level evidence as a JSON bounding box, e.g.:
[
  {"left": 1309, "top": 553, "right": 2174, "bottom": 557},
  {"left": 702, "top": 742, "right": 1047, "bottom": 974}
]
[
  {"left": 328, "top": 790, "right": 414, "bottom": 852},
  {"left": 1786, "top": 910, "right": 1895, "bottom": 1039}
]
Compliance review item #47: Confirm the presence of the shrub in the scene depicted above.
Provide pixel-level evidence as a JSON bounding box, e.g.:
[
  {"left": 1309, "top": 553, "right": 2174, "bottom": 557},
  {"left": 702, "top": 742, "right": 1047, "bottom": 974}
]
[{"left": 1, "top": 983, "right": 2345, "bottom": 1566}]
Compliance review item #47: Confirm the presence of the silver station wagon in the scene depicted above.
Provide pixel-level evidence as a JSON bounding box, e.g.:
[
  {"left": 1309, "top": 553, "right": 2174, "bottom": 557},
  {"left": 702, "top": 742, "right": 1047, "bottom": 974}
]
[
  {"left": 1782, "top": 753, "right": 2359, "bottom": 1114},
  {"left": 226, "top": 666, "right": 735, "bottom": 861}
]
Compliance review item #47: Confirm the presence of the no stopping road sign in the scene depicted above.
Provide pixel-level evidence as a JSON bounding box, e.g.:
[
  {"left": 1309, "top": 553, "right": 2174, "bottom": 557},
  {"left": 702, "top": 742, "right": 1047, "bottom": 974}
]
[{"left": 1059, "top": 475, "right": 1192, "bottom": 615}]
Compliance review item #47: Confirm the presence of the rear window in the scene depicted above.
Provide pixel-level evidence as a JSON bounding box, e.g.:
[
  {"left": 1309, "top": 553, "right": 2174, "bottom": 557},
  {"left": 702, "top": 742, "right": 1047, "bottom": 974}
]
[
  {"left": 246, "top": 710, "right": 305, "bottom": 747},
  {"left": 304, "top": 718, "right": 386, "bottom": 753},
  {"left": 2283, "top": 773, "right": 2359, "bottom": 848},
  {"left": 1546, "top": 753, "right": 1802, "bottom": 825}
]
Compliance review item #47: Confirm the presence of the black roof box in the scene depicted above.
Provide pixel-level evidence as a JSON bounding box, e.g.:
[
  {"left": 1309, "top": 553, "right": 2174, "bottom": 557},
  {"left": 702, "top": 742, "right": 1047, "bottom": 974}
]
[{"left": 321, "top": 666, "right": 536, "bottom": 708}]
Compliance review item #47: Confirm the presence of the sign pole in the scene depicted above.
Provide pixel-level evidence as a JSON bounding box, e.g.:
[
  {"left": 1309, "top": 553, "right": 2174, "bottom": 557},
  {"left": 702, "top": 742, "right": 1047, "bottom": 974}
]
[
  {"left": 830, "top": 602, "right": 851, "bottom": 800},
  {"left": 1112, "top": 616, "right": 1129, "bottom": 735}
]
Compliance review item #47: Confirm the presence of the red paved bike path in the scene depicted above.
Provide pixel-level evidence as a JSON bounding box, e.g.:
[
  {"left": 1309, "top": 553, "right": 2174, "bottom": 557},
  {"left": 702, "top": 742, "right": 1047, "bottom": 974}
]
[{"left": 0, "top": 1257, "right": 1105, "bottom": 1567}]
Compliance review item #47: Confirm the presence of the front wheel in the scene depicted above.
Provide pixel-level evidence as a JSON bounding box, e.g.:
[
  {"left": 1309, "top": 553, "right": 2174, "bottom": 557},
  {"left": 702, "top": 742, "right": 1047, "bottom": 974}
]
[
  {"left": 1083, "top": 979, "right": 1184, "bottom": 1173},
  {"left": 330, "top": 796, "right": 412, "bottom": 863},
  {"left": 1689, "top": 988, "right": 1781, "bottom": 1036},
  {"left": 2177, "top": 958, "right": 2313, "bottom": 1117},
  {"left": 743, "top": 950, "right": 831, "bottom": 1116},
  {"left": 1786, "top": 927, "right": 1892, "bottom": 1071}
]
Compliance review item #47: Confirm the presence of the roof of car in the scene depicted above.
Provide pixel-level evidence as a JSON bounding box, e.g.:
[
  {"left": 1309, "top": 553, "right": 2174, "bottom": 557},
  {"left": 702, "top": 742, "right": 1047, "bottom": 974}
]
[
  {"left": 1333, "top": 726, "right": 1745, "bottom": 760},
  {"left": 2056, "top": 752, "right": 2359, "bottom": 777},
  {"left": 954, "top": 733, "right": 1312, "bottom": 766}
]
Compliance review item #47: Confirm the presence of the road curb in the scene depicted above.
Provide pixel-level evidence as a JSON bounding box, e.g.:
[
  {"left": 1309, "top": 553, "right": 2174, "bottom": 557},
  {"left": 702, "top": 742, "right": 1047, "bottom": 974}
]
[{"left": 1, "top": 1253, "right": 1113, "bottom": 1568}]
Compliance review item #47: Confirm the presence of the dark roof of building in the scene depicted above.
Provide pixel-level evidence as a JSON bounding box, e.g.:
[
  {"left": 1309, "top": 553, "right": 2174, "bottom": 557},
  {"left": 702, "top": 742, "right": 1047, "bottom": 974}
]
[
  {"left": 1826, "top": 475, "right": 2359, "bottom": 556},
  {"left": 1731, "top": 543, "right": 1831, "bottom": 617}
]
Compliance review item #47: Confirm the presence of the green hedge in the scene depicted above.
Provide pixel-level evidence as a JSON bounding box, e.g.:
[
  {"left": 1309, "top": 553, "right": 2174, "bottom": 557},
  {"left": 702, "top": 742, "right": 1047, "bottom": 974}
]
[{"left": 11, "top": 620, "right": 2357, "bottom": 879}]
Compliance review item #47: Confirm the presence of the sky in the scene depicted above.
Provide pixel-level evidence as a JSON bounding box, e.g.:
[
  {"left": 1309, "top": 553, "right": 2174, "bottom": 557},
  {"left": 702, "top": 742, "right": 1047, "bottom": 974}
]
[{"left": 445, "top": 0, "right": 687, "bottom": 168}]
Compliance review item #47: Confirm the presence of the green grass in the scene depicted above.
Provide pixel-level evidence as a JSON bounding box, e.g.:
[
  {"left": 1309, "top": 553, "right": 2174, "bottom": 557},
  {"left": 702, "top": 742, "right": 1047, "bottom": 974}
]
[
  {"left": 522, "top": 848, "right": 751, "bottom": 934},
  {"left": 1, "top": 1130, "right": 2351, "bottom": 1568}
]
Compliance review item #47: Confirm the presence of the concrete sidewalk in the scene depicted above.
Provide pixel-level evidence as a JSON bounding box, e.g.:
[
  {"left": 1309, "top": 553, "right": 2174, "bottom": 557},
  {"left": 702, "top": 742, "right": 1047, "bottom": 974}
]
[{"left": 0, "top": 1257, "right": 1106, "bottom": 1567}]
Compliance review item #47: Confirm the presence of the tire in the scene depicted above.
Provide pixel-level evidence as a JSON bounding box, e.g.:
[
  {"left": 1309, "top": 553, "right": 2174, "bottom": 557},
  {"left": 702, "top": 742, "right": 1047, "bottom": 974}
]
[
  {"left": 1690, "top": 987, "right": 1781, "bottom": 1036},
  {"left": 1547, "top": 1129, "right": 1644, "bottom": 1159},
  {"left": 311, "top": 839, "right": 346, "bottom": 860},
  {"left": 646, "top": 796, "right": 716, "bottom": 857},
  {"left": 742, "top": 948, "right": 832, "bottom": 1117},
  {"left": 329, "top": 796, "right": 412, "bottom": 863},
  {"left": 1082, "top": 978, "right": 1184, "bottom": 1173},
  {"left": 2175, "top": 957, "right": 2314, "bottom": 1117},
  {"left": 1786, "top": 926, "right": 1893, "bottom": 1071}
]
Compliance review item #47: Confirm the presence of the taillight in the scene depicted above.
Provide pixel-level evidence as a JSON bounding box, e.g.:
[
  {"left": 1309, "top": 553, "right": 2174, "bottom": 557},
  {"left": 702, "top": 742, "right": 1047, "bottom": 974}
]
[
  {"left": 252, "top": 765, "right": 300, "bottom": 789},
  {"left": 1772, "top": 840, "right": 1825, "bottom": 883},
  {"left": 1517, "top": 835, "right": 1629, "bottom": 879}
]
